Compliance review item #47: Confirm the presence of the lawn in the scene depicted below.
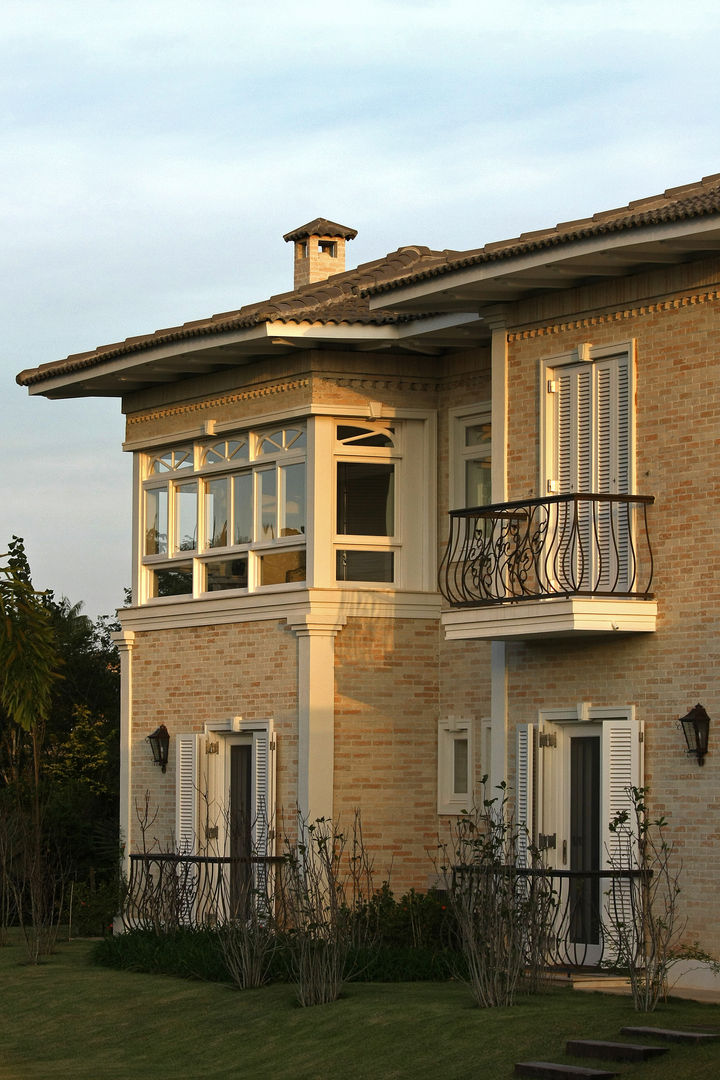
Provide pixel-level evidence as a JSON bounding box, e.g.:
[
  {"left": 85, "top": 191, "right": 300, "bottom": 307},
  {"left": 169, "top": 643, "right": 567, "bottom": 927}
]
[{"left": 1, "top": 937, "right": 719, "bottom": 1079}]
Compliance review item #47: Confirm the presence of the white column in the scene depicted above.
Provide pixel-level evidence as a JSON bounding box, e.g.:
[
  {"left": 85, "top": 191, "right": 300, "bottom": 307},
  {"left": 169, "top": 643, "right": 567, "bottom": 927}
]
[
  {"left": 489, "top": 318, "right": 508, "bottom": 787},
  {"left": 289, "top": 615, "right": 345, "bottom": 824}
]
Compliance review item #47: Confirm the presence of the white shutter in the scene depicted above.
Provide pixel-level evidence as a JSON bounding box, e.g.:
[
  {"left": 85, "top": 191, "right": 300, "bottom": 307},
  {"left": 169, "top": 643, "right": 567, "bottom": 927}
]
[
  {"left": 516, "top": 725, "right": 535, "bottom": 867},
  {"left": 176, "top": 734, "right": 198, "bottom": 855},
  {"left": 252, "top": 725, "right": 276, "bottom": 904},
  {"left": 601, "top": 715, "right": 643, "bottom": 869},
  {"left": 551, "top": 353, "right": 631, "bottom": 591}
]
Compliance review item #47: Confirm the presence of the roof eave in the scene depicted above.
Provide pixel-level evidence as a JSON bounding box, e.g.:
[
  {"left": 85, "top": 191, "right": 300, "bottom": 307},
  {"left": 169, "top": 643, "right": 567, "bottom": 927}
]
[{"left": 366, "top": 214, "right": 720, "bottom": 312}]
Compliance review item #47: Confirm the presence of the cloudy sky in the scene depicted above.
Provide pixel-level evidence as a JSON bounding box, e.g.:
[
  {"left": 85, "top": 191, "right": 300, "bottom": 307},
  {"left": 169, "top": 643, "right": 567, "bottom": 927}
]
[{"left": 2, "top": 0, "right": 719, "bottom": 619}]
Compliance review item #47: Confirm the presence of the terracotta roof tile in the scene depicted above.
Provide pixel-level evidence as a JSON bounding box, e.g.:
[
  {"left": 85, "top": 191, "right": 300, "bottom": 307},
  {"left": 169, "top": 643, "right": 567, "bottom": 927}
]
[
  {"left": 283, "top": 218, "right": 358, "bottom": 242},
  {"left": 16, "top": 244, "right": 445, "bottom": 387},
  {"left": 364, "top": 173, "right": 720, "bottom": 297}
]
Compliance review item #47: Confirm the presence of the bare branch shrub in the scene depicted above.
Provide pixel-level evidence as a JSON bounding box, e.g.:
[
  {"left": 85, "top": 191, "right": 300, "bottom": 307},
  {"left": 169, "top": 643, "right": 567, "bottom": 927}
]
[
  {"left": 282, "top": 811, "right": 376, "bottom": 1007},
  {"left": 605, "top": 785, "right": 718, "bottom": 1011},
  {"left": 438, "top": 781, "right": 555, "bottom": 1007}
]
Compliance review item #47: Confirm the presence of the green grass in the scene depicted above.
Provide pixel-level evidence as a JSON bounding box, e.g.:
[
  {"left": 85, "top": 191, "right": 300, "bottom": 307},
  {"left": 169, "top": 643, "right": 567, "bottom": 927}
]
[{"left": 1, "top": 936, "right": 719, "bottom": 1079}]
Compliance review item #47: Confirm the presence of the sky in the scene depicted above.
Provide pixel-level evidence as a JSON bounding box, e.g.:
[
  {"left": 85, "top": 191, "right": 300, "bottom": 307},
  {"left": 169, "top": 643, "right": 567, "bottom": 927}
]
[{"left": 2, "top": 0, "right": 720, "bottom": 620}]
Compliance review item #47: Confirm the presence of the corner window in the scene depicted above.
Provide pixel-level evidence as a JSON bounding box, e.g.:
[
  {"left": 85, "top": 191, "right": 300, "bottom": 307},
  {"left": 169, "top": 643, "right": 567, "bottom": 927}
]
[
  {"left": 140, "top": 423, "right": 306, "bottom": 602},
  {"left": 334, "top": 423, "right": 399, "bottom": 584}
]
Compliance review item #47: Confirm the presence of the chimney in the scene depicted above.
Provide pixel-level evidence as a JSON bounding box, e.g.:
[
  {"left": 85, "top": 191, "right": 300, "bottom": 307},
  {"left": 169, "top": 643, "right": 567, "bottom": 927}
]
[{"left": 283, "top": 218, "right": 358, "bottom": 290}]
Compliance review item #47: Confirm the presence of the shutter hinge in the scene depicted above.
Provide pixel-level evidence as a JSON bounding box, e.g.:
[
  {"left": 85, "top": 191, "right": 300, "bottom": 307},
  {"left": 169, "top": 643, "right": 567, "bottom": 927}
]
[
  {"left": 547, "top": 378, "right": 557, "bottom": 394},
  {"left": 269, "top": 737, "right": 276, "bottom": 751},
  {"left": 538, "top": 832, "right": 557, "bottom": 851},
  {"left": 205, "top": 740, "right": 219, "bottom": 755},
  {"left": 639, "top": 730, "right": 644, "bottom": 743},
  {"left": 538, "top": 732, "right": 557, "bottom": 748}
]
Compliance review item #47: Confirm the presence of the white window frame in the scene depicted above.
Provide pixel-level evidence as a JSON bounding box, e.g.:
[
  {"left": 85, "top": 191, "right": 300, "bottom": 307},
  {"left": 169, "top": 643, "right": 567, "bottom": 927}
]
[
  {"left": 139, "top": 422, "right": 307, "bottom": 604},
  {"left": 438, "top": 716, "right": 474, "bottom": 814},
  {"left": 539, "top": 341, "right": 636, "bottom": 498},
  {"left": 449, "top": 403, "right": 492, "bottom": 511},
  {"left": 517, "top": 703, "right": 643, "bottom": 871},
  {"left": 332, "top": 421, "right": 402, "bottom": 587}
]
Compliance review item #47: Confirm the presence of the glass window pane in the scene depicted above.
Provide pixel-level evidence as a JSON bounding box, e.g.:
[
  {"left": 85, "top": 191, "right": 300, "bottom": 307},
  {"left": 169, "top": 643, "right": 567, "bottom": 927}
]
[
  {"left": 258, "top": 469, "right": 277, "bottom": 541},
  {"left": 152, "top": 563, "right": 193, "bottom": 597},
  {"left": 465, "top": 459, "right": 491, "bottom": 508},
  {"left": 233, "top": 473, "right": 253, "bottom": 544},
  {"left": 206, "top": 478, "right": 229, "bottom": 548},
  {"left": 337, "top": 425, "right": 394, "bottom": 447},
  {"left": 205, "top": 557, "right": 248, "bottom": 592},
  {"left": 175, "top": 481, "right": 198, "bottom": 552},
  {"left": 335, "top": 550, "right": 394, "bottom": 582},
  {"left": 260, "top": 549, "right": 306, "bottom": 586},
  {"left": 257, "top": 430, "right": 283, "bottom": 455},
  {"left": 282, "top": 463, "right": 305, "bottom": 537},
  {"left": 337, "top": 463, "right": 394, "bottom": 536},
  {"left": 453, "top": 737, "right": 469, "bottom": 795},
  {"left": 145, "top": 488, "right": 168, "bottom": 555},
  {"left": 227, "top": 438, "right": 249, "bottom": 462},
  {"left": 465, "top": 421, "right": 491, "bottom": 449}
]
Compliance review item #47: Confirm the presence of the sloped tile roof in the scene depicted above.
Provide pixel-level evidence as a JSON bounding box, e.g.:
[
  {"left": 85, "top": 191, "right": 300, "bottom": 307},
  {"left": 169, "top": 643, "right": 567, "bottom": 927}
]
[
  {"left": 365, "top": 173, "right": 720, "bottom": 296},
  {"left": 16, "top": 244, "right": 445, "bottom": 387}
]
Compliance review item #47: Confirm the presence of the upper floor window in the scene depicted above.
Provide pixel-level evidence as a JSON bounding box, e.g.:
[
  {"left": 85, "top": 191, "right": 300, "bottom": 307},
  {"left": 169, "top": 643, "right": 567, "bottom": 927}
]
[
  {"left": 450, "top": 406, "right": 491, "bottom": 509},
  {"left": 334, "top": 423, "right": 398, "bottom": 584},
  {"left": 141, "top": 423, "right": 306, "bottom": 601}
]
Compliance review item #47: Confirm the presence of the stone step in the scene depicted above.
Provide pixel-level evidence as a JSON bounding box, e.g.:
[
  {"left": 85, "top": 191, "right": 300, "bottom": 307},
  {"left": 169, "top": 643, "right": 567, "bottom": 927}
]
[
  {"left": 621, "top": 1025, "right": 720, "bottom": 1044},
  {"left": 514, "top": 1063, "right": 618, "bottom": 1079},
  {"left": 566, "top": 1039, "right": 668, "bottom": 1062}
]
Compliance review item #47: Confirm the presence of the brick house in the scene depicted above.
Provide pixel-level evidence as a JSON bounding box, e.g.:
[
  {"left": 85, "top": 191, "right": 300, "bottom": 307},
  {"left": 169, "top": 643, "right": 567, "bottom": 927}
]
[{"left": 17, "top": 180, "right": 720, "bottom": 988}]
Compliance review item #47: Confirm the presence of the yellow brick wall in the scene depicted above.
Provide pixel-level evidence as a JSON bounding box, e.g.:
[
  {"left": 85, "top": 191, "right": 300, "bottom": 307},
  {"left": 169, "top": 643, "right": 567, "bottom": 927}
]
[
  {"left": 129, "top": 620, "right": 297, "bottom": 850},
  {"left": 333, "top": 616, "right": 441, "bottom": 893},
  {"left": 498, "top": 272, "right": 720, "bottom": 954}
]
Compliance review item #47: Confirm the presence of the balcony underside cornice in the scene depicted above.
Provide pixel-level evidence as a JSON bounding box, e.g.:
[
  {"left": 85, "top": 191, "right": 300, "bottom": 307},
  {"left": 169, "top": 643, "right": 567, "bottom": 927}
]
[{"left": 442, "top": 596, "right": 658, "bottom": 641}]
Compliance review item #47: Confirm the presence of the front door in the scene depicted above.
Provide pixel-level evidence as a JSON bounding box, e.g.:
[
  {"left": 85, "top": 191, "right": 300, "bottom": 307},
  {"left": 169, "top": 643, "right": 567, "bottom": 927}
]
[
  {"left": 519, "top": 713, "right": 643, "bottom": 968},
  {"left": 229, "top": 743, "right": 252, "bottom": 917},
  {"left": 568, "top": 730, "right": 601, "bottom": 962}
]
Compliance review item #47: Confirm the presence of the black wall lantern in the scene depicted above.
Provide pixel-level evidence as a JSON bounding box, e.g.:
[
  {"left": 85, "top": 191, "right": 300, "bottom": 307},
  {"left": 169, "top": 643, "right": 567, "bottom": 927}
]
[
  {"left": 678, "top": 704, "right": 710, "bottom": 766},
  {"left": 147, "top": 724, "right": 170, "bottom": 773}
]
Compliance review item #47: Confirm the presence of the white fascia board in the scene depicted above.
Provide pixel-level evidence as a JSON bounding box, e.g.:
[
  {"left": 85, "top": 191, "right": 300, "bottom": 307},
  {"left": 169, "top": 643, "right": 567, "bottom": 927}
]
[
  {"left": 368, "top": 216, "right": 720, "bottom": 310},
  {"left": 26, "top": 323, "right": 276, "bottom": 397},
  {"left": 118, "top": 587, "right": 442, "bottom": 633},
  {"left": 264, "top": 311, "right": 480, "bottom": 341}
]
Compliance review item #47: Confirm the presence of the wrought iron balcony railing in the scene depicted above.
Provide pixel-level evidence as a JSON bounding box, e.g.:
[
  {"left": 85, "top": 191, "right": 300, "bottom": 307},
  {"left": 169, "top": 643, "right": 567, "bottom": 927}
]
[
  {"left": 123, "top": 852, "right": 287, "bottom": 931},
  {"left": 453, "top": 865, "right": 645, "bottom": 969},
  {"left": 439, "top": 493, "right": 654, "bottom": 608}
]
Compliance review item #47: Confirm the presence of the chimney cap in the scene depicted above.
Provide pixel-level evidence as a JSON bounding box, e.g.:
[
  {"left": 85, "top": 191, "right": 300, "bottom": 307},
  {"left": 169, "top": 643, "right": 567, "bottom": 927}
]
[{"left": 283, "top": 218, "right": 358, "bottom": 243}]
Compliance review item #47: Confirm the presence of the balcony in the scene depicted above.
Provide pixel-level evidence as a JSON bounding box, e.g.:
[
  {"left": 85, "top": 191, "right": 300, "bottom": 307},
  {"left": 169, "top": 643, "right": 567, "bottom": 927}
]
[{"left": 438, "top": 493, "right": 657, "bottom": 640}]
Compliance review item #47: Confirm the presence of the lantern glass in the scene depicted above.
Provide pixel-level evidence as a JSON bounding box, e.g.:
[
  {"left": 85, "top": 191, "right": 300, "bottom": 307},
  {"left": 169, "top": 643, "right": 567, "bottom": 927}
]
[
  {"left": 678, "top": 704, "right": 710, "bottom": 765},
  {"left": 147, "top": 724, "right": 170, "bottom": 772}
]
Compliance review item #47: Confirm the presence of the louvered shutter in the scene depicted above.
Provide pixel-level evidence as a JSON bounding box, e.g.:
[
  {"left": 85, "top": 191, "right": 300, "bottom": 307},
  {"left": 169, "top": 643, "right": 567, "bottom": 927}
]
[
  {"left": 176, "top": 734, "right": 198, "bottom": 855},
  {"left": 516, "top": 725, "right": 535, "bottom": 867},
  {"left": 552, "top": 354, "right": 631, "bottom": 591},
  {"left": 252, "top": 726, "right": 276, "bottom": 902},
  {"left": 601, "top": 715, "right": 643, "bottom": 960},
  {"left": 601, "top": 714, "right": 643, "bottom": 868}
]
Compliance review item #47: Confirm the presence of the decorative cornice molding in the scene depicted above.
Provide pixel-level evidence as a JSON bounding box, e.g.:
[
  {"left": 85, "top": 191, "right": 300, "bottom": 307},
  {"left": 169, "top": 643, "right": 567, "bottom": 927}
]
[
  {"left": 508, "top": 288, "right": 720, "bottom": 342},
  {"left": 126, "top": 378, "right": 310, "bottom": 427},
  {"left": 322, "top": 376, "right": 439, "bottom": 393}
]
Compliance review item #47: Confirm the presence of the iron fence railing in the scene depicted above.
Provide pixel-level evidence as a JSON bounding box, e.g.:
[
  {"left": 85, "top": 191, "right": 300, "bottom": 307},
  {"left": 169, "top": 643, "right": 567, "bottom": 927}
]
[
  {"left": 452, "top": 864, "right": 645, "bottom": 969},
  {"left": 123, "top": 852, "right": 286, "bottom": 931},
  {"left": 439, "top": 493, "right": 654, "bottom": 607}
]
